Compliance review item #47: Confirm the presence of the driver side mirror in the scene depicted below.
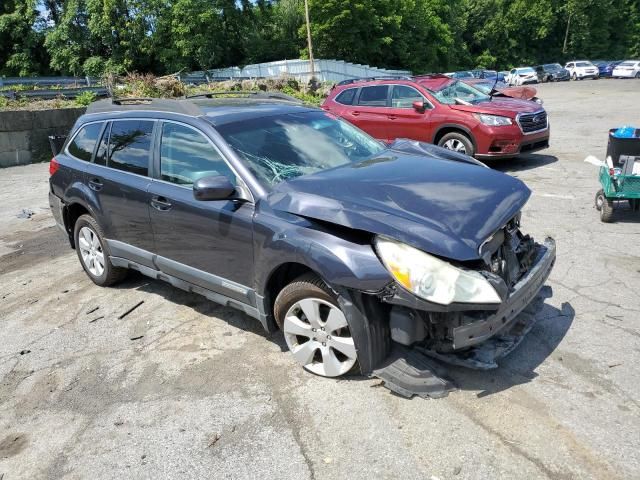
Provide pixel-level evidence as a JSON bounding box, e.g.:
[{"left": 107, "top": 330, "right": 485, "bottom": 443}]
[
  {"left": 412, "top": 100, "right": 427, "bottom": 113},
  {"left": 193, "top": 175, "right": 236, "bottom": 201}
]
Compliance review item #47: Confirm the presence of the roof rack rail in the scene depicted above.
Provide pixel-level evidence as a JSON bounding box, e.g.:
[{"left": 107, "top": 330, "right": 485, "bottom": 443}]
[
  {"left": 86, "top": 97, "right": 202, "bottom": 116},
  {"left": 186, "top": 90, "right": 302, "bottom": 103},
  {"left": 335, "top": 75, "right": 412, "bottom": 87},
  {"left": 111, "top": 97, "right": 155, "bottom": 105}
]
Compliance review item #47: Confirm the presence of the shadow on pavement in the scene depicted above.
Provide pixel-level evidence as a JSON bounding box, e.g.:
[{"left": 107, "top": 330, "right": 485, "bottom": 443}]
[
  {"left": 111, "top": 272, "right": 574, "bottom": 398},
  {"left": 447, "top": 298, "right": 575, "bottom": 398},
  {"left": 487, "top": 153, "right": 558, "bottom": 173}
]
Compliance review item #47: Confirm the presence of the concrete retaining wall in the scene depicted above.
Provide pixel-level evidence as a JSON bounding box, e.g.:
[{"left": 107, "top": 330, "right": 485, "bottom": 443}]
[{"left": 0, "top": 107, "right": 86, "bottom": 168}]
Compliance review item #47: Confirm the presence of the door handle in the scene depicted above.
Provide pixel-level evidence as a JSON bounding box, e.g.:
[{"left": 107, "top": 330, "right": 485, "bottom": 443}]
[
  {"left": 351, "top": 111, "right": 360, "bottom": 116},
  {"left": 151, "top": 195, "right": 172, "bottom": 211},
  {"left": 387, "top": 115, "right": 397, "bottom": 120},
  {"left": 88, "top": 178, "right": 103, "bottom": 191}
]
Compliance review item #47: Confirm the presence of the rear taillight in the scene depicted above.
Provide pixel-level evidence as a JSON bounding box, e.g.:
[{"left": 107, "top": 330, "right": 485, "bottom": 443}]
[{"left": 49, "top": 157, "right": 60, "bottom": 176}]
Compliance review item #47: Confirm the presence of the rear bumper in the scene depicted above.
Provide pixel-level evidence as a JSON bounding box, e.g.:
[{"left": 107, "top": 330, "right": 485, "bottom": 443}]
[
  {"left": 49, "top": 190, "right": 66, "bottom": 233},
  {"left": 450, "top": 238, "right": 556, "bottom": 349},
  {"left": 613, "top": 71, "right": 637, "bottom": 78}
]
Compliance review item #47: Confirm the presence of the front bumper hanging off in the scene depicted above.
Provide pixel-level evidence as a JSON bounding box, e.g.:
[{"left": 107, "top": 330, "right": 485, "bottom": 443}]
[
  {"left": 451, "top": 237, "right": 556, "bottom": 350},
  {"left": 371, "top": 239, "right": 556, "bottom": 398}
]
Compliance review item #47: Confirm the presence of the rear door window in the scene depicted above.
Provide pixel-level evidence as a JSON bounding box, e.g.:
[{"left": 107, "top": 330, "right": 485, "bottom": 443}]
[
  {"left": 335, "top": 88, "right": 357, "bottom": 105},
  {"left": 67, "top": 122, "right": 103, "bottom": 161},
  {"left": 357, "top": 86, "right": 389, "bottom": 107},
  {"left": 160, "top": 122, "right": 236, "bottom": 186},
  {"left": 107, "top": 120, "right": 154, "bottom": 176}
]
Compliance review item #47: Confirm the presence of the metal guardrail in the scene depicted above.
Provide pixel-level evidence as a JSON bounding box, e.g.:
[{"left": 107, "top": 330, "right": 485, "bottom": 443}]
[
  {"left": 0, "top": 59, "right": 411, "bottom": 100},
  {"left": 0, "top": 86, "right": 108, "bottom": 100},
  {"left": 0, "top": 76, "right": 99, "bottom": 87}
]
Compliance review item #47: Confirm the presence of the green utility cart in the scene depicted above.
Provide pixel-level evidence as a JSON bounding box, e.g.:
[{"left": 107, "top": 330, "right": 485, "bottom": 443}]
[{"left": 595, "top": 128, "right": 640, "bottom": 222}]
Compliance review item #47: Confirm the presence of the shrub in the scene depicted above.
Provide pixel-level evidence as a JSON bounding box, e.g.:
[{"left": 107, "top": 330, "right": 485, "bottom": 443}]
[{"left": 75, "top": 90, "right": 97, "bottom": 106}]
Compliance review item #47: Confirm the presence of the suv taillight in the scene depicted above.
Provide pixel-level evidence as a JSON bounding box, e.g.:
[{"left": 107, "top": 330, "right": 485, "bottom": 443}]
[{"left": 49, "top": 157, "right": 60, "bottom": 176}]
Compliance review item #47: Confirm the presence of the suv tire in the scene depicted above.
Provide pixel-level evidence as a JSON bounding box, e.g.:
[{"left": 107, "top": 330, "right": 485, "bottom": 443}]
[
  {"left": 438, "top": 132, "right": 475, "bottom": 157},
  {"left": 74, "top": 214, "right": 127, "bottom": 286},
  {"left": 274, "top": 273, "right": 359, "bottom": 377}
]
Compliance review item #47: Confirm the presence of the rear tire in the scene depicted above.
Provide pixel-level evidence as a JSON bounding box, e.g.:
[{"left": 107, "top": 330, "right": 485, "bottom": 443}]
[
  {"left": 438, "top": 132, "right": 475, "bottom": 157},
  {"left": 74, "top": 214, "right": 127, "bottom": 286},
  {"left": 274, "top": 273, "right": 359, "bottom": 377}
]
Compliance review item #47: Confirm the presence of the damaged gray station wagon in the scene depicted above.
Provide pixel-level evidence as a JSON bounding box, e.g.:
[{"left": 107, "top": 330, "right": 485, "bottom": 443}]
[{"left": 49, "top": 94, "right": 556, "bottom": 388}]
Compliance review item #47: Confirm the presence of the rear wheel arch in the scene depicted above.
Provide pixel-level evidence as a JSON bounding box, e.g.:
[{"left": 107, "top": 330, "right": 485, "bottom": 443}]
[{"left": 64, "top": 202, "right": 90, "bottom": 248}]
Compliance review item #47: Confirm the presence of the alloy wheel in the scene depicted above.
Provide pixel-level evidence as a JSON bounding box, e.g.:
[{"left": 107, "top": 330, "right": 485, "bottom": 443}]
[
  {"left": 283, "top": 298, "right": 357, "bottom": 377},
  {"left": 78, "top": 226, "right": 105, "bottom": 277},
  {"left": 442, "top": 139, "right": 467, "bottom": 154}
]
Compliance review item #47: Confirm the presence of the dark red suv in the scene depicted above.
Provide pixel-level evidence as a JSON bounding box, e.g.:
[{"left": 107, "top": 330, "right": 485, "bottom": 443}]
[{"left": 321, "top": 75, "right": 550, "bottom": 159}]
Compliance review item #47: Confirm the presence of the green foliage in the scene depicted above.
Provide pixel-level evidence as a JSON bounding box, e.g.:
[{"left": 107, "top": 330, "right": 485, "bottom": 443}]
[
  {"left": 1, "top": 0, "right": 639, "bottom": 77},
  {"left": 74, "top": 90, "right": 96, "bottom": 106}
]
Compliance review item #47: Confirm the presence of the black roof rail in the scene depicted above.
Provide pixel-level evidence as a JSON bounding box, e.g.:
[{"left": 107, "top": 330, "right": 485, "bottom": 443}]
[
  {"left": 336, "top": 75, "right": 412, "bottom": 86},
  {"left": 186, "top": 90, "right": 302, "bottom": 103},
  {"left": 86, "top": 97, "right": 203, "bottom": 116},
  {"left": 111, "top": 97, "right": 154, "bottom": 105}
]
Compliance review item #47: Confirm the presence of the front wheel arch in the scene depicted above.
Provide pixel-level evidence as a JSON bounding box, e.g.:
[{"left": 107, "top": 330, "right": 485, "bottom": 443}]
[
  {"left": 436, "top": 130, "right": 476, "bottom": 157},
  {"left": 433, "top": 126, "right": 477, "bottom": 152}
]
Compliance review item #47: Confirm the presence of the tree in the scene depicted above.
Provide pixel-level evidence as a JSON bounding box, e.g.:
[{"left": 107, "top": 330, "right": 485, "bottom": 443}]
[{"left": 0, "top": 0, "right": 47, "bottom": 76}]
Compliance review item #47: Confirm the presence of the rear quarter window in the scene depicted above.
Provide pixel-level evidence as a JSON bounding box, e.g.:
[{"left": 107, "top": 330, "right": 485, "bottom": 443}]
[
  {"left": 67, "top": 122, "right": 103, "bottom": 161},
  {"left": 335, "top": 88, "right": 357, "bottom": 105}
]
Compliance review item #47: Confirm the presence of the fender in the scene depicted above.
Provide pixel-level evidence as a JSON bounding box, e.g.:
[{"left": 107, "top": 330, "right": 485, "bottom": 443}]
[{"left": 253, "top": 210, "right": 391, "bottom": 298}]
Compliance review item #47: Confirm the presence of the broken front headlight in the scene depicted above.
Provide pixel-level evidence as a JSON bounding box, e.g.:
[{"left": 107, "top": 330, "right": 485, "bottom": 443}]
[{"left": 374, "top": 236, "right": 501, "bottom": 305}]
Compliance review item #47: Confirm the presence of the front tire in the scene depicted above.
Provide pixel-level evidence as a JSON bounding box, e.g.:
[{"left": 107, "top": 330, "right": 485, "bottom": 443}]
[
  {"left": 274, "top": 274, "right": 358, "bottom": 377},
  {"left": 572, "top": 73, "right": 577, "bottom": 81},
  {"left": 74, "top": 214, "right": 127, "bottom": 286},
  {"left": 438, "top": 132, "right": 475, "bottom": 157},
  {"left": 599, "top": 195, "right": 615, "bottom": 222}
]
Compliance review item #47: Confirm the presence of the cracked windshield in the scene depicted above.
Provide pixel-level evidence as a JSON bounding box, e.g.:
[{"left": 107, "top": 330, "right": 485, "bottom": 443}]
[{"left": 217, "top": 111, "right": 385, "bottom": 187}]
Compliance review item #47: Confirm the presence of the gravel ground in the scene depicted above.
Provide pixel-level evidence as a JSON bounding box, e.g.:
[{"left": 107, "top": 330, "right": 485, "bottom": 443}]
[{"left": 1, "top": 79, "right": 639, "bottom": 480}]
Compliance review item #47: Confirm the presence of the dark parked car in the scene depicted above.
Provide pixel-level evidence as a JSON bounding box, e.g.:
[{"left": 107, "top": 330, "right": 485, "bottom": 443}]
[
  {"left": 593, "top": 60, "right": 622, "bottom": 78},
  {"left": 49, "top": 95, "right": 556, "bottom": 381},
  {"left": 534, "top": 64, "right": 570, "bottom": 82}
]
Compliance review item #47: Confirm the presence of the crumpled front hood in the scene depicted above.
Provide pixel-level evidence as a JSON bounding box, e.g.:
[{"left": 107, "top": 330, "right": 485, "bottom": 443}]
[
  {"left": 265, "top": 148, "right": 530, "bottom": 261},
  {"left": 451, "top": 98, "right": 542, "bottom": 116}
]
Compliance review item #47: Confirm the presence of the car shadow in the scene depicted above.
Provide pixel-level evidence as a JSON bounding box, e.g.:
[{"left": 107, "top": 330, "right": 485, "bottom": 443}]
[
  {"left": 604, "top": 201, "right": 640, "bottom": 223},
  {"left": 111, "top": 271, "right": 270, "bottom": 338},
  {"left": 486, "top": 153, "right": 558, "bottom": 173},
  {"left": 444, "top": 294, "right": 575, "bottom": 398},
  {"left": 111, "top": 273, "right": 574, "bottom": 395}
]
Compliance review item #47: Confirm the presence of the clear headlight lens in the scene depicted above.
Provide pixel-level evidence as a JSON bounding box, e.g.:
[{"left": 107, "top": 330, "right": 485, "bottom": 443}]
[
  {"left": 374, "top": 236, "right": 501, "bottom": 305},
  {"left": 473, "top": 113, "right": 513, "bottom": 126}
]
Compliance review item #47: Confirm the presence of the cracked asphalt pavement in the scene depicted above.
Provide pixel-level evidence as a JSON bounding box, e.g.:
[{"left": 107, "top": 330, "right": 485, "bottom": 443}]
[{"left": 1, "top": 80, "right": 639, "bottom": 480}]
